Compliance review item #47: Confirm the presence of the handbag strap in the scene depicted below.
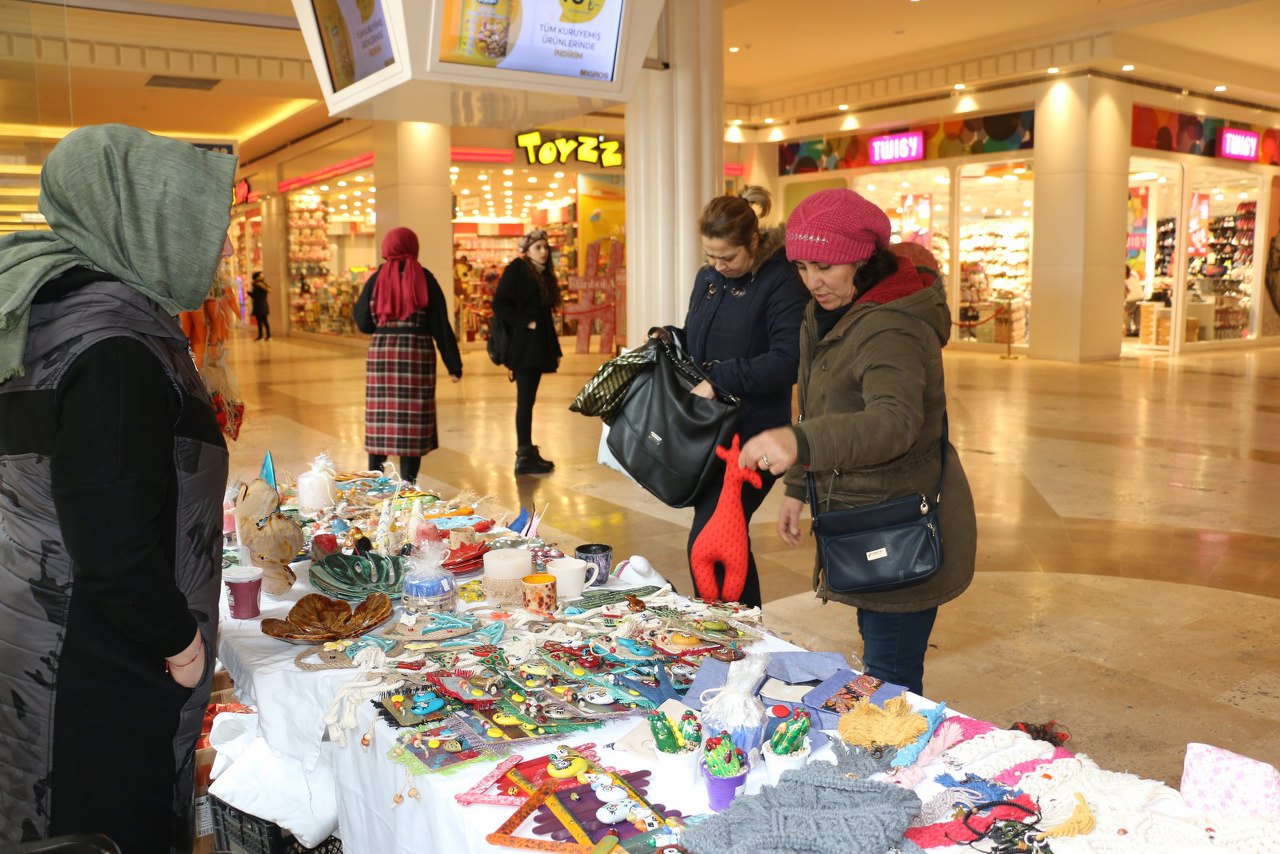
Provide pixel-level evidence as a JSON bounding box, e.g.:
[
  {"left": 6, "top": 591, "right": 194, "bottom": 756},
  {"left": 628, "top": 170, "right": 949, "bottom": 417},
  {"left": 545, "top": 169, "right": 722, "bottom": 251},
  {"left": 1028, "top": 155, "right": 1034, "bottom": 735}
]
[{"left": 799, "top": 363, "right": 949, "bottom": 516}]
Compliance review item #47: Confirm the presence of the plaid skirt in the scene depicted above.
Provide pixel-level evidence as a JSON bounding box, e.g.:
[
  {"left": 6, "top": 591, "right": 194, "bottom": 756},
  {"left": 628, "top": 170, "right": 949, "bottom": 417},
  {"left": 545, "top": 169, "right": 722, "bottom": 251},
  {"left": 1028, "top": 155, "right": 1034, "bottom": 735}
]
[{"left": 365, "top": 331, "right": 438, "bottom": 456}]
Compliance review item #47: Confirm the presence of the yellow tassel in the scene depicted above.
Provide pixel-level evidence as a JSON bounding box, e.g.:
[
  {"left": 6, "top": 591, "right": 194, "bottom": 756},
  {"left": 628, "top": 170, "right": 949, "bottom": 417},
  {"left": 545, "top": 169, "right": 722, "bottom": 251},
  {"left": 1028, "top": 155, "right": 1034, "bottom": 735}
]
[
  {"left": 836, "top": 696, "right": 928, "bottom": 749},
  {"left": 1043, "top": 792, "right": 1096, "bottom": 838}
]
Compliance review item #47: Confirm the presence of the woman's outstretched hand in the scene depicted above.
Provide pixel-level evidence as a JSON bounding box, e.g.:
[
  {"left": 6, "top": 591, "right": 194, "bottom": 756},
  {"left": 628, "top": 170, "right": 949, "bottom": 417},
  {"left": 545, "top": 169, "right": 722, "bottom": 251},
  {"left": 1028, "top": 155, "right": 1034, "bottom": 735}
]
[{"left": 777, "top": 496, "right": 805, "bottom": 546}]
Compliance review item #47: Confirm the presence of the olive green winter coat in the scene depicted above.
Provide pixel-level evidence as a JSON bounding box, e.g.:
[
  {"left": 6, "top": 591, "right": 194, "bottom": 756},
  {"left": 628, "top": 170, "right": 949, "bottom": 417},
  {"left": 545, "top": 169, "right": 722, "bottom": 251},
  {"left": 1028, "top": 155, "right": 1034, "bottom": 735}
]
[{"left": 783, "top": 261, "right": 977, "bottom": 612}]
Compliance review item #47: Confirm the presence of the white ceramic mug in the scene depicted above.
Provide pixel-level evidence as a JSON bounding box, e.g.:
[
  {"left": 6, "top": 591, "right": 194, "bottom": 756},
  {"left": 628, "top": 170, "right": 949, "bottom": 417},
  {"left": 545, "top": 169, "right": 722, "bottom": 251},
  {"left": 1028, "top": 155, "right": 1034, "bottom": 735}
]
[{"left": 545, "top": 557, "right": 602, "bottom": 599}]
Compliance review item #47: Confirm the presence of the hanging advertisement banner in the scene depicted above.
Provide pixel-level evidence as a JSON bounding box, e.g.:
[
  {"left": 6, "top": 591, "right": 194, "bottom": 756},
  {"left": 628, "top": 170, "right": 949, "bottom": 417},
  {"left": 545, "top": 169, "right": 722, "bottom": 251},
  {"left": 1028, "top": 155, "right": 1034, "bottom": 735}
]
[
  {"left": 1126, "top": 186, "right": 1149, "bottom": 274},
  {"left": 1188, "top": 193, "right": 1211, "bottom": 257},
  {"left": 899, "top": 193, "right": 932, "bottom": 248}
]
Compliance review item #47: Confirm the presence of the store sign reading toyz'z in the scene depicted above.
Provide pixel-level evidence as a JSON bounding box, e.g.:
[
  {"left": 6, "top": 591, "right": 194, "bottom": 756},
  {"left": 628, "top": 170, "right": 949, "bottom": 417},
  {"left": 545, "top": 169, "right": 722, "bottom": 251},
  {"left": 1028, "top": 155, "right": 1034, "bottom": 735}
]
[{"left": 517, "top": 131, "right": 623, "bottom": 168}]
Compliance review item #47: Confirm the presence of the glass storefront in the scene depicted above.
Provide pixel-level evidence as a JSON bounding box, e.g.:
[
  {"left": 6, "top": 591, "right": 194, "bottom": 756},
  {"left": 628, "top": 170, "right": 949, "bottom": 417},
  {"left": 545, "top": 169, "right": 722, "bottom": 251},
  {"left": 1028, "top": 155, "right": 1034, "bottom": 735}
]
[
  {"left": 1127, "top": 155, "right": 1264, "bottom": 350},
  {"left": 956, "top": 161, "right": 1034, "bottom": 346},
  {"left": 850, "top": 166, "right": 952, "bottom": 279},
  {"left": 287, "top": 169, "right": 377, "bottom": 337}
]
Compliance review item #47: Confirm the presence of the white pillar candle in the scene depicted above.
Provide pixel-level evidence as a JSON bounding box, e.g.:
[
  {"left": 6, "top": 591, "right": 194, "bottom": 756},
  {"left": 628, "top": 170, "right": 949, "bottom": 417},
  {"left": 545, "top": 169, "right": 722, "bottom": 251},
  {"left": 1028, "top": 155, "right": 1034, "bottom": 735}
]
[
  {"left": 297, "top": 469, "right": 336, "bottom": 516},
  {"left": 483, "top": 548, "right": 532, "bottom": 581}
]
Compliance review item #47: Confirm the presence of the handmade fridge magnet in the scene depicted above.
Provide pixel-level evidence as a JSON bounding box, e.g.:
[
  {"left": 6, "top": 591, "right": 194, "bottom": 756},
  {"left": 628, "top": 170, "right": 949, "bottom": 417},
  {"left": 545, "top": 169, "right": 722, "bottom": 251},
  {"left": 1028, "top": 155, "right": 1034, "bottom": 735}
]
[{"left": 388, "top": 720, "right": 497, "bottom": 777}]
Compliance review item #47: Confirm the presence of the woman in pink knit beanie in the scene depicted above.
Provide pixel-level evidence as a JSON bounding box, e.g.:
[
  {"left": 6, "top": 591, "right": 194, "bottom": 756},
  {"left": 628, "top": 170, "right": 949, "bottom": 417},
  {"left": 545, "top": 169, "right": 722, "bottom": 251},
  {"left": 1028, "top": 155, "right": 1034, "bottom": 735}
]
[{"left": 739, "top": 188, "right": 977, "bottom": 697}]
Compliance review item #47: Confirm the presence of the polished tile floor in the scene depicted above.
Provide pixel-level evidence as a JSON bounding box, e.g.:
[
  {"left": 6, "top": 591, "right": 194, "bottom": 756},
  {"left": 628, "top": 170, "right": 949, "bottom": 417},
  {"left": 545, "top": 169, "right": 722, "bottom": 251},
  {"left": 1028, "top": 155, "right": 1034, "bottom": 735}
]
[{"left": 224, "top": 331, "right": 1280, "bottom": 788}]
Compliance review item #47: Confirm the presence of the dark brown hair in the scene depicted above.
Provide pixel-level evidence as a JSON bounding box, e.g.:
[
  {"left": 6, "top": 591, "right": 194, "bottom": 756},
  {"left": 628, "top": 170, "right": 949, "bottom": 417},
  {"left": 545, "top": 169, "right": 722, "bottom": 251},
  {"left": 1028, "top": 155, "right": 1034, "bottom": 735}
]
[{"left": 699, "top": 185, "right": 772, "bottom": 248}]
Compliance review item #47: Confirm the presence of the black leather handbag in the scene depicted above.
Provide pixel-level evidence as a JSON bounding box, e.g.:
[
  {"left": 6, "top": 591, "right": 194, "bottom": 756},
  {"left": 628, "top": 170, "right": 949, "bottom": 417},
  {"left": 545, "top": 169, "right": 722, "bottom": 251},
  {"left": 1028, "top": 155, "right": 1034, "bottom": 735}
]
[
  {"left": 806, "top": 412, "right": 948, "bottom": 596},
  {"left": 607, "top": 339, "right": 739, "bottom": 508}
]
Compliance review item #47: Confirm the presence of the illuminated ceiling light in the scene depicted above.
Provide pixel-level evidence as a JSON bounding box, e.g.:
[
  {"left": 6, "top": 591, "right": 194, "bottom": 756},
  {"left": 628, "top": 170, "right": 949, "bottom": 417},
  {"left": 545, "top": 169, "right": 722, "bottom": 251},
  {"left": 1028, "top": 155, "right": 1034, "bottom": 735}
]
[
  {"left": 524, "top": 194, "right": 534, "bottom": 201},
  {"left": 1023, "top": 199, "right": 1032, "bottom": 207},
  {"left": 337, "top": 180, "right": 348, "bottom": 187},
  {"left": 981, "top": 207, "right": 988, "bottom": 214},
  {"left": 353, "top": 190, "right": 362, "bottom": 196},
  {"left": 545, "top": 190, "right": 554, "bottom": 197},
  {"left": 1214, "top": 193, "right": 1225, "bottom": 201},
  {"left": 339, "top": 204, "right": 348, "bottom": 210},
  {"left": 449, "top": 166, "right": 460, "bottom": 173},
  {"left": 353, "top": 201, "right": 362, "bottom": 207},
  {"left": 504, "top": 190, "right": 513, "bottom": 196},
  {"left": 528, "top": 176, "right": 537, "bottom": 183},
  {"left": 502, "top": 168, "right": 513, "bottom": 176},
  {"left": 1239, "top": 191, "right": 1249, "bottom": 199},
  {"left": 1122, "top": 64, "right": 1135, "bottom": 72},
  {"left": 549, "top": 183, "right": 559, "bottom": 189},
  {"left": 477, "top": 173, "right": 488, "bottom": 181},
  {"left": 503, "top": 181, "right": 513, "bottom": 187},
  {"left": 1157, "top": 176, "right": 1168, "bottom": 184},
  {"left": 569, "top": 188, "right": 577, "bottom": 194},
  {"left": 953, "top": 83, "right": 965, "bottom": 91},
  {"left": 963, "top": 205, "right": 972, "bottom": 212},
  {"left": 338, "top": 193, "right": 347, "bottom": 200},
  {"left": 354, "top": 175, "right": 365, "bottom": 182},
  {"left": 866, "top": 184, "right": 876, "bottom": 191},
  {"left": 764, "top": 117, "right": 775, "bottom": 124},
  {"left": 484, "top": 193, "right": 492, "bottom": 199},
  {"left": 327, "top": 206, "right": 336, "bottom": 213},
  {"left": 731, "top": 119, "right": 743, "bottom": 126},
  {"left": 554, "top": 171, "right": 565, "bottom": 179},
  {"left": 728, "top": 46, "right": 740, "bottom": 54},
  {"left": 767, "top": 128, "right": 784, "bottom": 142},
  {"left": 900, "top": 180, "right": 909, "bottom": 187},
  {"left": 1047, "top": 67, "right": 1060, "bottom": 74},
  {"left": 481, "top": 185, "right": 491, "bottom": 191},
  {"left": 838, "top": 104, "right": 849, "bottom": 111},
  {"left": 461, "top": 189, "right": 470, "bottom": 195},
  {"left": 319, "top": 185, "right": 330, "bottom": 191},
  {"left": 1214, "top": 85, "right": 1227, "bottom": 92}
]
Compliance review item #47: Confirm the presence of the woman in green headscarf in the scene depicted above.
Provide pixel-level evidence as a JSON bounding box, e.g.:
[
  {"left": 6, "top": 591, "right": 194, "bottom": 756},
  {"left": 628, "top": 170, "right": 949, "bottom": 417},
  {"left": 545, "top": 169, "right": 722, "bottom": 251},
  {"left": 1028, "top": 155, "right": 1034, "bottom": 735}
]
[{"left": 0, "top": 124, "right": 235, "bottom": 852}]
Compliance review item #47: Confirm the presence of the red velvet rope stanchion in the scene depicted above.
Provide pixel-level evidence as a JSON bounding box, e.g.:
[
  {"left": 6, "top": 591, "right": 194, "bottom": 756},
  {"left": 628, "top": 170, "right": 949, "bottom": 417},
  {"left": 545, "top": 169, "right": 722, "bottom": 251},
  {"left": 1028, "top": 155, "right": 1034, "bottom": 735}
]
[{"left": 951, "top": 305, "right": 1019, "bottom": 359}]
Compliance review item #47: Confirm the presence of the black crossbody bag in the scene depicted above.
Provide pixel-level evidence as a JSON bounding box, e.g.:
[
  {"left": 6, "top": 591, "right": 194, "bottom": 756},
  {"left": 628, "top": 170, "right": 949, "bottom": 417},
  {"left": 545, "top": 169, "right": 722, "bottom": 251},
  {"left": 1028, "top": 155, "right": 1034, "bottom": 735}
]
[{"left": 801, "top": 375, "right": 946, "bottom": 595}]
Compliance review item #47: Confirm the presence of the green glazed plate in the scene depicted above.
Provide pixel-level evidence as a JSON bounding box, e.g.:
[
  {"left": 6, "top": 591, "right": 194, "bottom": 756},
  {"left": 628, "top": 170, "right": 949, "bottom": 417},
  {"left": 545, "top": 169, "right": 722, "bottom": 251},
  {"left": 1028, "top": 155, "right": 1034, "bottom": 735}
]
[{"left": 309, "top": 553, "right": 407, "bottom": 600}]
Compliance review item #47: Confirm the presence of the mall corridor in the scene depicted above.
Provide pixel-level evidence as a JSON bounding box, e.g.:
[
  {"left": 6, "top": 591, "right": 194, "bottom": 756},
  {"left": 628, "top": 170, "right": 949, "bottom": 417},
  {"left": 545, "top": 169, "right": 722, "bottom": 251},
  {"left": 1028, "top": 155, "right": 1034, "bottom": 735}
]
[{"left": 224, "top": 331, "right": 1280, "bottom": 788}]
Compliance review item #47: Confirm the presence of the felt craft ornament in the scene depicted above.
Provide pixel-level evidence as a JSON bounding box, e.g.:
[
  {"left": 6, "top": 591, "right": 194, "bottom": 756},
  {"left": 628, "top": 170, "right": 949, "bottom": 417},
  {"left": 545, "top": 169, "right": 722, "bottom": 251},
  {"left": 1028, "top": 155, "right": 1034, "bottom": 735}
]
[{"left": 689, "top": 436, "right": 761, "bottom": 603}]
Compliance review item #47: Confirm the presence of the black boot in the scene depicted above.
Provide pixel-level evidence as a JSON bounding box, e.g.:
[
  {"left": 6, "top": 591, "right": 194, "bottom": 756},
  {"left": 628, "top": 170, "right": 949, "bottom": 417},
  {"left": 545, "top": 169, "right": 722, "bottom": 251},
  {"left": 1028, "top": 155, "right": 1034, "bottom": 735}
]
[{"left": 515, "top": 445, "right": 554, "bottom": 475}]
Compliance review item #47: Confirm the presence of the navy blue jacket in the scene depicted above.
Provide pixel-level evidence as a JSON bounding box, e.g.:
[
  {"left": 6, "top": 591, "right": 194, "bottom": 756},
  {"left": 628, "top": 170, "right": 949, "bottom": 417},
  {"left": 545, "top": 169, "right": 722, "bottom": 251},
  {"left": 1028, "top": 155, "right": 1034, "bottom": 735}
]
[{"left": 670, "top": 228, "right": 808, "bottom": 442}]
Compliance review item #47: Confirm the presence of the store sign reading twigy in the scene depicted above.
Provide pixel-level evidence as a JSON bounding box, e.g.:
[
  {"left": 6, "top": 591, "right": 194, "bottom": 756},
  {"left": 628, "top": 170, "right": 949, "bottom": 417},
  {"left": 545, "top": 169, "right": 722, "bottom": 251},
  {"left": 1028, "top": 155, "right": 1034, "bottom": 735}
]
[
  {"left": 517, "top": 131, "right": 623, "bottom": 168},
  {"left": 1218, "top": 128, "right": 1259, "bottom": 162},
  {"left": 868, "top": 131, "right": 925, "bottom": 166}
]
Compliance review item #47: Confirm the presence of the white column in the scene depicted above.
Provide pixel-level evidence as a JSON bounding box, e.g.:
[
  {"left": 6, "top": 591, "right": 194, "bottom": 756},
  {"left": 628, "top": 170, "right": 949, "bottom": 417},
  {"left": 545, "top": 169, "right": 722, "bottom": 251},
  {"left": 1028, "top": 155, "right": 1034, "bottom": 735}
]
[
  {"left": 1029, "top": 75, "right": 1132, "bottom": 361},
  {"left": 373, "top": 121, "right": 454, "bottom": 318},
  {"left": 624, "top": 0, "right": 724, "bottom": 345}
]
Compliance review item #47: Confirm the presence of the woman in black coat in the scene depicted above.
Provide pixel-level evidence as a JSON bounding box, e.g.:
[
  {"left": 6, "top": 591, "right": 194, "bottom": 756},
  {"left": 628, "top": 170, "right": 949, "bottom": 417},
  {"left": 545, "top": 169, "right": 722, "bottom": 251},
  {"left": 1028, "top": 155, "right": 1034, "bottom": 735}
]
[
  {"left": 249, "top": 271, "right": 271, "bottom": 340},
  {"left": 653, "top": 186, "right": 809, "bottom": 608},
  {"left": 492, "top": 228, "right": 563, "bottom": 475}
]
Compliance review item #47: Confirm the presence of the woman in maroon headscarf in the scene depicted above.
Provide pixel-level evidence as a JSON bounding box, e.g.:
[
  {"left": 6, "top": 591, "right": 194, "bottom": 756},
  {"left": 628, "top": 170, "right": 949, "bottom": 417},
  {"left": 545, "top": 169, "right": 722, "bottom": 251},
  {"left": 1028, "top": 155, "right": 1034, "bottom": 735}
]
[{"left": 355, "top": 226, "right": 462, "bottom": 483}]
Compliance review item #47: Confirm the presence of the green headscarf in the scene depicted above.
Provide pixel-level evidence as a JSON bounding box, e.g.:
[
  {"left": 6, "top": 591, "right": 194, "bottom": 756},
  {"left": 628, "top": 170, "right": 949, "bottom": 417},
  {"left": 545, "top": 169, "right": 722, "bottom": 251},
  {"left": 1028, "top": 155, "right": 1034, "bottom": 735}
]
[{"left": 0, "top": 123, "right": 237, "bottom": 382}]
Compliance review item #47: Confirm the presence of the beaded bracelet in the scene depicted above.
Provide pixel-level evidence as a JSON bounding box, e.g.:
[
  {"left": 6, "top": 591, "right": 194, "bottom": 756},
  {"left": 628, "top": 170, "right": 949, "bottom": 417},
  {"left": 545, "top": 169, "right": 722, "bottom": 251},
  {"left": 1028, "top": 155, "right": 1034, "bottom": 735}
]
[{"left": 166, "top": 638, "right": 203, "bottom": 670}]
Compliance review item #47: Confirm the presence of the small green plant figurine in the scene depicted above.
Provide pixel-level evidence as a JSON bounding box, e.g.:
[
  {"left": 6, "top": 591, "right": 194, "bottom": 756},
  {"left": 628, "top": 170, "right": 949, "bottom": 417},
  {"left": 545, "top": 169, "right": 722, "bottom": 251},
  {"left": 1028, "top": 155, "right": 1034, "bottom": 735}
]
[
  {"left": 679, "top": 710, "right": 703, "bottom": 750},
  {"left": 703, "top": 730, "right": 746, "bottom": 778},
  {"left": 647, "top": 709, "right": 681, "bottom": 754},
  {"left": 768, "top": 709, "right": 811, "bottom": 756}
]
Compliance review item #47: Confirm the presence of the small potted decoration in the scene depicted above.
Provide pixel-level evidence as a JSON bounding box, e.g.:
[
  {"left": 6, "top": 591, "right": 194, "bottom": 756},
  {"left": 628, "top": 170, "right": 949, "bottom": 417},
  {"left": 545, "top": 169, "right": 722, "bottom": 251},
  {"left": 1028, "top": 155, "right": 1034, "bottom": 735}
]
[
  {"left": 762, "top": 709, "right": 812, "bottom": 785},
  {"left": 700, "top": 731, "right": 749, "bottom": 812},
  {"left": 648, "top": 709, "right": 702, "bottom": 784}
]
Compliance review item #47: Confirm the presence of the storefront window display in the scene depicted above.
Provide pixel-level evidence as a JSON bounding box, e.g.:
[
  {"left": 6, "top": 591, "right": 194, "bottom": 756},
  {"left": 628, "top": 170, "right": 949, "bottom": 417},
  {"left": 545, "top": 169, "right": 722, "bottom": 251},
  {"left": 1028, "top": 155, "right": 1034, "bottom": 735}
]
[
  {"left": 956, "top": 161, "right": 1034, "bottom": 345},
  {"left": 849, "top": 167, "right": 951, "bottom": 278},
  {"left": 1183, "top": 166, "right": 1260, "bottom": 342},
  {"left": 226, "top": 206, "right": 262, "bottom": 319},
  {"left": 287, "top": 171, "right": 377, "bottom": 337},
  {"left": 1127, "top": 158, "right": 1183, "bottom": 348}
]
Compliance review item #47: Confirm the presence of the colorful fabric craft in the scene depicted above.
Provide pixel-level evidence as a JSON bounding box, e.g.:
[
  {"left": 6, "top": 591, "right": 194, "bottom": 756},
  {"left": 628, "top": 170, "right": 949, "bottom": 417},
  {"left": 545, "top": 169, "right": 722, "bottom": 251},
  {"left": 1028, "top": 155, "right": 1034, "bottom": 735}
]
[{"left": 689, "top": 437, "right": 762, "bottom": 603}]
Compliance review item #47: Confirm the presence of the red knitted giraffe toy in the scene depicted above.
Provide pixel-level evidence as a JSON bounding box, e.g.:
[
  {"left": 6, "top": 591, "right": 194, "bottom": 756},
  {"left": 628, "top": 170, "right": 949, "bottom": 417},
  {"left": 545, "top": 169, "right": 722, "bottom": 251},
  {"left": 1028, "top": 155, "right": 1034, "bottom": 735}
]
[{"left": 690, "top": 435, "right": 762, "bottom": 603}]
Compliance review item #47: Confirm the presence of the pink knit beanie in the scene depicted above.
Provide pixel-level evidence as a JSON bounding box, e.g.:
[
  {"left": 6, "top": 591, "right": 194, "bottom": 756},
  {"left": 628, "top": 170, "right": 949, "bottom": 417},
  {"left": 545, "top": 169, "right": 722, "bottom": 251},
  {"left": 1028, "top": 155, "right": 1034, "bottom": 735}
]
[{"left": 786, "top": 188, "right": 891, "bottom": 264}]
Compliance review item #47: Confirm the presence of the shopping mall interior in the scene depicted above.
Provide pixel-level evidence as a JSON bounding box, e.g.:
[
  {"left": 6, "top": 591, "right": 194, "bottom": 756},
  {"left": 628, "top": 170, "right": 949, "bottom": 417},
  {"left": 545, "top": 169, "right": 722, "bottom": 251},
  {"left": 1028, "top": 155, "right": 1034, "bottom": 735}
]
[{"left": 4, "top": 0, "right": 1280, "bottom": 827}]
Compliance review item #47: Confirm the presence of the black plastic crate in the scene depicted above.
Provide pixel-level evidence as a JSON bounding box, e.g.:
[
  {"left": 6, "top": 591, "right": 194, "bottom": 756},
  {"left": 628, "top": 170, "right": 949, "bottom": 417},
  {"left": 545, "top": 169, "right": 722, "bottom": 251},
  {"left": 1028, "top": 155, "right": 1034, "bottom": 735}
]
[{"left": 209, "top": 795, "right": 342, "bottom": 854}]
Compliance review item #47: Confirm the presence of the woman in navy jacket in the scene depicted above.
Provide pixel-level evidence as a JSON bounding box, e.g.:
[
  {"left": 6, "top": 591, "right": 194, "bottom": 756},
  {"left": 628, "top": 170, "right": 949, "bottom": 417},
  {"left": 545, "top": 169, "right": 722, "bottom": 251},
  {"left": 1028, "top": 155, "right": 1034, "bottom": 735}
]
[{"left": 654, "top": 186, "right": 808, "bottom": 608}]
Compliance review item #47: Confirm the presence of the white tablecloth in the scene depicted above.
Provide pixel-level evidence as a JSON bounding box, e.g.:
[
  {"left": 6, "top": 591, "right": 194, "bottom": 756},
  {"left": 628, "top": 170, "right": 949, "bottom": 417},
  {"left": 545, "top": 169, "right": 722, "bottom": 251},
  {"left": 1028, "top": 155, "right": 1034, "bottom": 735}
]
[{"left": 216, "top": 575, "right": 798, "bottom": 853}]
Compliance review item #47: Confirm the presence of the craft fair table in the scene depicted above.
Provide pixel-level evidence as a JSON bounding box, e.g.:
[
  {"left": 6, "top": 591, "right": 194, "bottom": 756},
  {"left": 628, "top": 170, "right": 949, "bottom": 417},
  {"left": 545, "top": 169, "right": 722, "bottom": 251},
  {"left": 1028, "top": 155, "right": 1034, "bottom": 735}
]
[
  {"left": 216, "top": 572, "right": 803, "bottom": 854},
  {"left": 216, "top": 573, "right": 1275, "bottom": 854}
]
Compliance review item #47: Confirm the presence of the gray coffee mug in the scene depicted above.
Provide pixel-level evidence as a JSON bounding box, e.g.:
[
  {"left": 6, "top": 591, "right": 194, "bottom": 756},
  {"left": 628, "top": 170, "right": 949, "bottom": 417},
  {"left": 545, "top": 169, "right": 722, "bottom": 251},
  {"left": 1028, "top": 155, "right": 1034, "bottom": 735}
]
[{"left": 574, "top": 543, "right": 613, "bottom": 587}]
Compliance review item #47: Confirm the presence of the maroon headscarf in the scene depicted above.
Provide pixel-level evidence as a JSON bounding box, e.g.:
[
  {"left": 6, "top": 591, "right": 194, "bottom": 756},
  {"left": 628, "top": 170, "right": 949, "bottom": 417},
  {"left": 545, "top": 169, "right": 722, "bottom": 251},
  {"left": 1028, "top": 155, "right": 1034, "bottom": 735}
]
[{"left": 373, "top": 226, "right": 430, "bottom": 322}]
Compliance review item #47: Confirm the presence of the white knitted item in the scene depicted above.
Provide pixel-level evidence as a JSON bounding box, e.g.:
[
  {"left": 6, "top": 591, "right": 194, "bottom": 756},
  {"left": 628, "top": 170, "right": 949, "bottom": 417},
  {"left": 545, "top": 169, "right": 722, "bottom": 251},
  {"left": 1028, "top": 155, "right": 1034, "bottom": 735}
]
[{"left": 942, "top": 728, "right": 1033, "bottom": 767}]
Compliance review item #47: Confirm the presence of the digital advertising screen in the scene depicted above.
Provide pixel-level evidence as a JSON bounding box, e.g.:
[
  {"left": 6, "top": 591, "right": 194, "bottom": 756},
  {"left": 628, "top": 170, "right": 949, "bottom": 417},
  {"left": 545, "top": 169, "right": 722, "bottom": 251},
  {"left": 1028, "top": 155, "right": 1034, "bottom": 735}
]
[
  {"left": 311, "top": 0, "right": 396, "bottom": 92},
  {"left": 438, "top": 0, "right": 625, "bottom": 83}
]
